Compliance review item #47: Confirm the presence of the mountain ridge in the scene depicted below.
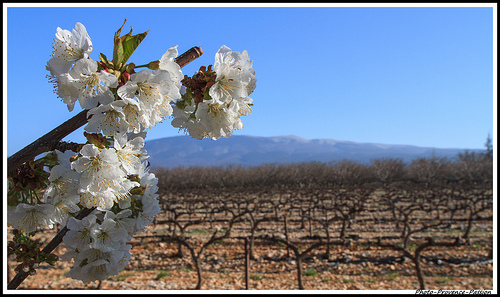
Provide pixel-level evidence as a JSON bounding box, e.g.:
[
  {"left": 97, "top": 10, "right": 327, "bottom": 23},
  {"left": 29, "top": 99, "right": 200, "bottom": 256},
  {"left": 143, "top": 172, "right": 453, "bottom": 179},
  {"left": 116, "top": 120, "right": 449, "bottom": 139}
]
[{"left": 144, "top": 135, "right": 483, "bottom": 168}]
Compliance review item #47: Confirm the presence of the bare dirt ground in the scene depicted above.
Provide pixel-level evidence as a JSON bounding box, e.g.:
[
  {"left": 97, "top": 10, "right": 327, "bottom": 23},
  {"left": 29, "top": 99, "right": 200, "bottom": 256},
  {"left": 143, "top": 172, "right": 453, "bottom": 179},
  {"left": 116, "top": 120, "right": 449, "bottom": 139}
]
[{"left": 7, "top": 220, "right": 493, "bottom": 292}]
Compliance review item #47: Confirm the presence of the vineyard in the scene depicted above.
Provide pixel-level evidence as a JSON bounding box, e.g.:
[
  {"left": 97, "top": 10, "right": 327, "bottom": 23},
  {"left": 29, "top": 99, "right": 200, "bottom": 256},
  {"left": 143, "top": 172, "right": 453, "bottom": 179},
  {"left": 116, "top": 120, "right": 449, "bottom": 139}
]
[{"left": 8, "top": 155, "right": 494, "bottom": 291}]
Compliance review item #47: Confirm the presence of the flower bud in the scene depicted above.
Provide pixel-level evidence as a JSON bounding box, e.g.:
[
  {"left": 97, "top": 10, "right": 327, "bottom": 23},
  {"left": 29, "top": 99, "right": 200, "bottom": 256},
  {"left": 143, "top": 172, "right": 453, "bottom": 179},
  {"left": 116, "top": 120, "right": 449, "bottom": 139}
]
[
  {"left": 147, "top": 60, "right": 161, "bottom": 70},
  {"left": 22, "top": 264, "right": 30, "bottom": 273},
  {"left": 121, "top": 71, "right": 131, "bottom": 84},
  {"left": 130, "top": 186, "right": 145, "bottom": 196},
  {"left": 125, "top": 63, "right": 136, "bottom": 74}
]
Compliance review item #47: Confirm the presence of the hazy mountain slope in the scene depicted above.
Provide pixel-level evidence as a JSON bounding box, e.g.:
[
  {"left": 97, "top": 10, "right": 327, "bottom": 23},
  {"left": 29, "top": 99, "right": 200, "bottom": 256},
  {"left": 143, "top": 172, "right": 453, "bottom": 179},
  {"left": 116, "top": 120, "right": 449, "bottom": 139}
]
[{"left": 145, "top": 135, "right": 479, "bottom": 168}]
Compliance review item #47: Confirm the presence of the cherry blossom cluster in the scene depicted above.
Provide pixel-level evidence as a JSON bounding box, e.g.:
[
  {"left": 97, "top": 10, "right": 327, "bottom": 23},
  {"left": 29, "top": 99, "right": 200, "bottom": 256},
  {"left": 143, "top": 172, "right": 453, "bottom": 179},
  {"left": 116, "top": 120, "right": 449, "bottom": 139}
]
[
  {"left": 172, "top": 45, "right": 256, "bottom": 140},
  {"left": 60, "top": 146, "right": 161, "bottom": 283},
  {"left": 45, "top": 22, "right": 183, "bottom": 137},
  {"left": 45, "top": 23, "right": 255, "bottom": 140},
  {"left": 8, "top": 132, "right": 160, "bottom": 283},
  {"left": 7, "top": 20, "right": 255, "bottom": 285}
]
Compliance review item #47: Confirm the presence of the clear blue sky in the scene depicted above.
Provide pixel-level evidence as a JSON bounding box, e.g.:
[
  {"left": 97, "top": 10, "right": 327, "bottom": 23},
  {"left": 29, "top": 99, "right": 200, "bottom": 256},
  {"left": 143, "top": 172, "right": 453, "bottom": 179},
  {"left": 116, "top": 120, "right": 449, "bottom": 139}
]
[{"left": 4, "top": 4, "right": 496, "bottom": 157}]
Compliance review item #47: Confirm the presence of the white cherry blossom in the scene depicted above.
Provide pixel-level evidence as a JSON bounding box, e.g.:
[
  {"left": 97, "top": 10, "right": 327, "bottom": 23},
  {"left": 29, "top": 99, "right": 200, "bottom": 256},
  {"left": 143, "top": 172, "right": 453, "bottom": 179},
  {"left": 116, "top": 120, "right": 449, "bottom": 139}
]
[
  {"left": 209, "top": 45, "right": 255, "bottom": 103},
  {"left": 118, "top": 70, "right": 171, "bottom": 107},
  {"left": 63, "top": 214, "right": 97, "bottom": 251},
  {"left": 46, "top": 22, "right": 93, "bottom": 78},
  {"left": 70, "top": 144, "right": 124, "bottom": 192},
  {"left": 78, "top": 189, "right": 116, "bottom": 210},
  {"left": 62, "top": 58, "right": 118, "bottom": 110},
  {"left": 113, "top": 133, "right": 145, "bottom": 175},
  {"left": 90, "top": 218, "right": 129, "bottom": 252},
  {"left": 159, "top": 45, "right": 184, "bottom": 90},
  {"left": 196, "top": 100, "right": 240, "bottom": 140},
  {"left": 117, "top": 69, "right": 180, "bottom": 130},
  {"left": 120, "top": 97, "right": 144, "bottom": 133},
  {"left": 104, "top": 210, "right": 135, "bottom": 236},
  {"left": 43, "top": 164, "right": 81, "bottom": 201},
  {"left": 48, "top": 192, "right": 80, "bottom": 226},
  {"left": 8, "top": 203, "right": 55, "bottom": 233},
  {"left": 66, "top": 258, "right": 111, "bottom": 283},
  {"left": 85, "top": 100, "right": 129, "bottom": 137},
  {"left": 171, "top": 100, "right": 210, "bottom": 140}
]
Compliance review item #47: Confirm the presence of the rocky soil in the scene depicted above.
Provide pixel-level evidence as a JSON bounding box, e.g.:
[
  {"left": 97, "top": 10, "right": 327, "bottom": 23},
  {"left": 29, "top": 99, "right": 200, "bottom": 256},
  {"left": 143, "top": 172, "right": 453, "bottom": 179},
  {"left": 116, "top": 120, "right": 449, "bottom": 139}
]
[{"left": 7, "top": 222, "right": 494, "bottom": 292}]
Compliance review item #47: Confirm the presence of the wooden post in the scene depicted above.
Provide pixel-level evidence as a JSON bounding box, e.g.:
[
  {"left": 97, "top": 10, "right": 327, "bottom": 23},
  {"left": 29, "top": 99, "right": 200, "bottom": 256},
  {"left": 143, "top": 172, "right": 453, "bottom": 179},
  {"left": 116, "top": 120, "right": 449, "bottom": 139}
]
[
  {"left": 284, "top": 216, "right": 290, "bottom": 258},
  {"left": 245, "top": 237, "right": 250, "bottom": 290}
]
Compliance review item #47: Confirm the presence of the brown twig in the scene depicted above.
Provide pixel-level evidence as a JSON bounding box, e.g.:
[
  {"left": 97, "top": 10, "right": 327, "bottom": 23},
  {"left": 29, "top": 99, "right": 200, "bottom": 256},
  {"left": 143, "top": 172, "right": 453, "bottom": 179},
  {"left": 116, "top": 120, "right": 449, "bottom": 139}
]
[
  {"left": 174, "top": 46, "right": 204, "bottom": 68},
  {"left": 7, "top": 46, "right": 204, "bottom": 177},
  {"left": 7, "top": 109, "right": 88, "bottom": 176}
]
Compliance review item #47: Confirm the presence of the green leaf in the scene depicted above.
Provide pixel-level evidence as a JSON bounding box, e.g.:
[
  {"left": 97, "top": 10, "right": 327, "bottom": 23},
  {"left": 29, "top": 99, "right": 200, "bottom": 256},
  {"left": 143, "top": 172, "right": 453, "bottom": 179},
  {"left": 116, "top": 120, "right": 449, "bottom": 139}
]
[
  {"left": 203, "top": 85, "right": 212, "bottom": 101},
  {"left": 113, "top": 19, "right": 149, "bottom": 70},
  {"left": 120, "top": 31, "right": 149, "bottom": 68},
  {"left": 99, "top": 52, "right": 110, "bottom": 65},
  {"left": 113, "top": 19, "right": 128, "bottom": 69},
  {"left": 83, "top": 132, "right": 110, "bottom": 149}
]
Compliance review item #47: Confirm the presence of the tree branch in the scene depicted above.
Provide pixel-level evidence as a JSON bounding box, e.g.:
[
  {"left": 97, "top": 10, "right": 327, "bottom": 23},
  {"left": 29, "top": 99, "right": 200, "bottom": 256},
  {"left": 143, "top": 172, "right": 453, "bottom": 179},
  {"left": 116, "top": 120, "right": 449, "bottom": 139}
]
[
  {"left": 8, "top": 109, "right": 88, "bottom": 176},
  {"left": 174, "top": 46, "right": 204, "bottom": 68}
]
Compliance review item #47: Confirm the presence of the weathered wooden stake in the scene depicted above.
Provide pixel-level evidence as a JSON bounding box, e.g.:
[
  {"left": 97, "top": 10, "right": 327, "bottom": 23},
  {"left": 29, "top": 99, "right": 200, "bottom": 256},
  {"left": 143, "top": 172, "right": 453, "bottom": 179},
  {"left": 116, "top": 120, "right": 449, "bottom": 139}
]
[{"left": 245, "top": 237, "right": 250, "bottom": 290}]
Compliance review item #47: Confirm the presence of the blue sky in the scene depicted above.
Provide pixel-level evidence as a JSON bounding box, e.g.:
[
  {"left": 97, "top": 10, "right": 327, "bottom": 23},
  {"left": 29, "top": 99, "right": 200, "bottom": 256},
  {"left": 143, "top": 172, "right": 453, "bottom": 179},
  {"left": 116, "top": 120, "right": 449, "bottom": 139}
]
[{"left": 4, "top": 4, "right": 496, "bottom": 157}]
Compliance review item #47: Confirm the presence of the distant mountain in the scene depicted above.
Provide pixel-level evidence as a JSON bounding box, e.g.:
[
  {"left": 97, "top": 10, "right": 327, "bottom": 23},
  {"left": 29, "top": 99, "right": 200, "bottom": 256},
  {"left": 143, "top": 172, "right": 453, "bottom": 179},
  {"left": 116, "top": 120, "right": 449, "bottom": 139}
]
[{"left": 144, "top": 135, "right": 483, "bottom": 168}]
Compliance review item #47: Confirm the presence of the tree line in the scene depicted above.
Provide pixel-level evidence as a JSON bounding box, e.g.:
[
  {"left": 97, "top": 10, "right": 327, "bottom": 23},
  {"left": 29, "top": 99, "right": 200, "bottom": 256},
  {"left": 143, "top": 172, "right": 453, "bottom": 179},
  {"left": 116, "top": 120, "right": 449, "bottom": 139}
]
[{"left": 152, "top": 150, "right": 493, "bottom": 191}]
